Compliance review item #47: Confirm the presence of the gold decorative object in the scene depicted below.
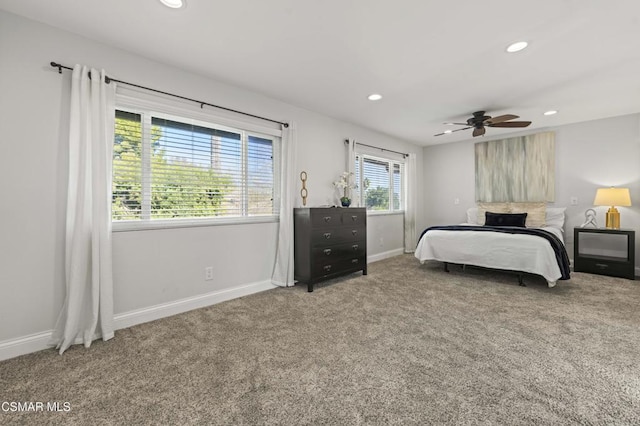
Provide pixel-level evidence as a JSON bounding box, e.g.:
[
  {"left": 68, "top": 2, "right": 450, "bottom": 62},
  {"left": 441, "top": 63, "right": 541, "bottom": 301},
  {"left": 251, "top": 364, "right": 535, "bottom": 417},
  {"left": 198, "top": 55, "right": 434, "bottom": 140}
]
[
  {"left": 594, "top": 187, "right": 632, "bottom": 229},
  {"left": 300, "top": 171, "right": 308, "bottom": 206}
]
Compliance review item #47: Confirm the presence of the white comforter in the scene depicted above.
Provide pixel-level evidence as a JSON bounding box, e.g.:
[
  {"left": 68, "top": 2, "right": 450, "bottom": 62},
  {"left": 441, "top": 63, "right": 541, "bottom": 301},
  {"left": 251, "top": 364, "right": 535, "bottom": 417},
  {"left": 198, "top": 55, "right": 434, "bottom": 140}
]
[{"left": 414, "top": 224, "right": 565, "bottom": 287}]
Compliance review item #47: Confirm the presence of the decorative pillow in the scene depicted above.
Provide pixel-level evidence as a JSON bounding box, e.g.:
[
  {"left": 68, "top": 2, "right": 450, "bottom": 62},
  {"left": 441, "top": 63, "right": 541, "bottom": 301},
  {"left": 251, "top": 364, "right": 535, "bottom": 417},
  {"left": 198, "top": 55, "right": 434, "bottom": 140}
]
[
  {"left": 509, "top": 202, "right": 546, "bottom": 227},
  {"left": 545, "top": 207, "right": 566, "bottom": 231},
  {"left": 484, "top": 212, "right": 528, "bottom": 227},
  {"left": 467, "top": 207, "right": 479, "bottom": 224},
  {"left": 477, "top": 202, "right": 510, "bottom": 225}
]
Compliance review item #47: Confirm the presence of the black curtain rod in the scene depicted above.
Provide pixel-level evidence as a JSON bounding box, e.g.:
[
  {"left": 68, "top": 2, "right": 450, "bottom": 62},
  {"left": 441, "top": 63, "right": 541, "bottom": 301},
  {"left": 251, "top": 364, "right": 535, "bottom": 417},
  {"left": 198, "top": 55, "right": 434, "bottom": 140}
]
[
  {"left": 345, "top": 139, "right": 408, "bottom": 158},
  {"left": 50, "top": 62, "right": 289, "bottom": 128}
]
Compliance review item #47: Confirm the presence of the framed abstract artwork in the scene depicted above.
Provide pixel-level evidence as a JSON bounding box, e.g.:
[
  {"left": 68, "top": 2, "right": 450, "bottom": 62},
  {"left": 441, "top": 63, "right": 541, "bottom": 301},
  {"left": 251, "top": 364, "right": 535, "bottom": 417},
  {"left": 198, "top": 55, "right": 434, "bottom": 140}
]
[{"left": 475, "top": 131, "right": 555, "bottom": 202}]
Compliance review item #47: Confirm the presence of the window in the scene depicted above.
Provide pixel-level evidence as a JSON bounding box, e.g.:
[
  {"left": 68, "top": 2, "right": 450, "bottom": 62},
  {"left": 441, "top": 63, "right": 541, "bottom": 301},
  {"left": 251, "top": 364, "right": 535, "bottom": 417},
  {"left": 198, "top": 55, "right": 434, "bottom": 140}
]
[
  {"left": 112, "top": 108, "right": 279, "bottom": 227},
  {"left": 355, "top": 153, "right": 404, "bottom": 212}
]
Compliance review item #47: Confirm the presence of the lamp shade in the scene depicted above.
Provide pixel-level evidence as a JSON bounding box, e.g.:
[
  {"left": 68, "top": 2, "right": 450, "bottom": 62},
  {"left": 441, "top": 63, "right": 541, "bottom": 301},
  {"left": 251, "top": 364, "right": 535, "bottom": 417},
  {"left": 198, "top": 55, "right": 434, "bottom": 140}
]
[{"left": 593, "top": 187, "right": 632, "bottom": 207}]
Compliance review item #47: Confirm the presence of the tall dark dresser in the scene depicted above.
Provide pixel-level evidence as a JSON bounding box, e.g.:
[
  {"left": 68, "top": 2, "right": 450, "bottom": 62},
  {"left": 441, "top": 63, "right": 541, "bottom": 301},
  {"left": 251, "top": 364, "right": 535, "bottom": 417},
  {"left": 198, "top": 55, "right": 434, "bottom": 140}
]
[{"left": 294, "top": 207, "right": 367, "bottom": 292}]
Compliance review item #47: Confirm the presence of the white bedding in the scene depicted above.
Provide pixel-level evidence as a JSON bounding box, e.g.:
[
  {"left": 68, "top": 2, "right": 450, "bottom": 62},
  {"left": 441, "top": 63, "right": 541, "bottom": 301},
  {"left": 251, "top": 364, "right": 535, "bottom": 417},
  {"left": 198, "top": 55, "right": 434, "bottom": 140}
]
[{"left": 414, "top": 224, "right": 565, "bottom": 287}]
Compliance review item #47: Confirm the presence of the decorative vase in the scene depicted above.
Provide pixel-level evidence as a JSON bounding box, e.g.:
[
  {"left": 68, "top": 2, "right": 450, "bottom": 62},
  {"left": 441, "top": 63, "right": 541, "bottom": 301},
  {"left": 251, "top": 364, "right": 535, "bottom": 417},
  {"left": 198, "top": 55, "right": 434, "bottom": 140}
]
[{"left": 340, "top": 197, "right": 351, "bottom": 207}]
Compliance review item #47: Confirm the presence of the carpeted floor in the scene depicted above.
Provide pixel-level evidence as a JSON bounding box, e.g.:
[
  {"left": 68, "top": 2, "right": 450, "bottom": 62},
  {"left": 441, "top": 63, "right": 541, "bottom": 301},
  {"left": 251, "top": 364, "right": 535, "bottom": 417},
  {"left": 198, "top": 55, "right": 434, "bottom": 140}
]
[{"left": 1, "top": 254, "right": 640, "bottom": 425}]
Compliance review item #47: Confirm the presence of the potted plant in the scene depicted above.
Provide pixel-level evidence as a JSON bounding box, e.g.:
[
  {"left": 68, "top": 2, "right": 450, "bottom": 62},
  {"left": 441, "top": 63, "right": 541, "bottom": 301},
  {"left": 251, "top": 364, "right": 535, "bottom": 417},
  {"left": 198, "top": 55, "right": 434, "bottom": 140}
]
[{"left": 333, "top": 172, "right": 357, "bottom": 207}]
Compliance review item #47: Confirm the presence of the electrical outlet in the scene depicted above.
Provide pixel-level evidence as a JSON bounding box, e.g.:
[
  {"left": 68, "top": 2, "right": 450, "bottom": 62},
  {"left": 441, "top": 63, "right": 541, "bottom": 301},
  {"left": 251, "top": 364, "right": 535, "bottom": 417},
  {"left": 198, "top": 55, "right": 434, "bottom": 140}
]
[
  {"left": 570, "top": 197, "right": 578, "bottom": 206},
  {"left": 205, "top": 266, "right": 214, "bottom": 281}
]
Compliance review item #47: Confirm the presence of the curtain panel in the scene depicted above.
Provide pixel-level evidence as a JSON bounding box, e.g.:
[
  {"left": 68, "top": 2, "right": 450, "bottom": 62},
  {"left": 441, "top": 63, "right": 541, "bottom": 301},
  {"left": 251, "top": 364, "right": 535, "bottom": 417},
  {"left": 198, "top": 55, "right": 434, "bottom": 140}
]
[
  {"left": 404, "top": 153, "right": 417, "bottom": 252},
  {"left": 50, "top": 65, "right": 116, "bottom": 354},
  {"left": 271, "top": 122, "right": 297, "bottom": 287}
]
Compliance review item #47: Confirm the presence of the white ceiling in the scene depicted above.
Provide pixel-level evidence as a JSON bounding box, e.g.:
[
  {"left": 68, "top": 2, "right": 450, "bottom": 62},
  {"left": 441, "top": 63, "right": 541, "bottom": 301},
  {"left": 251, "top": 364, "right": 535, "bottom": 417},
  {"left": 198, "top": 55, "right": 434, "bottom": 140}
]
[{"left": 2, "top": 0, "right": 640, "bottom": 146}]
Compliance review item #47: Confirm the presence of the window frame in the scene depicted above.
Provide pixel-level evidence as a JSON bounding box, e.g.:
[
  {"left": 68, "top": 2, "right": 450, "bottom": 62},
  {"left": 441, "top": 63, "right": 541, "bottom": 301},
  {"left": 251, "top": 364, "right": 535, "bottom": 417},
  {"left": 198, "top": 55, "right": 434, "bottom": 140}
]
[
  {"left": 112, "top": 94, "right": 282, "bottom": 232},
  {"left": 355, "top": 152, "right": 406, "bottom": 215}
]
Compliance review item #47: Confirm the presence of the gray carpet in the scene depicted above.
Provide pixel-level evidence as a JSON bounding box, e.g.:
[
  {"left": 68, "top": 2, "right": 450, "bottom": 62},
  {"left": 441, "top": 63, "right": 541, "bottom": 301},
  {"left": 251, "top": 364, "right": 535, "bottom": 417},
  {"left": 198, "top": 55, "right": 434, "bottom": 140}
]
[{"left": 2, "top": 254, "right": 640, "bottom": 425}]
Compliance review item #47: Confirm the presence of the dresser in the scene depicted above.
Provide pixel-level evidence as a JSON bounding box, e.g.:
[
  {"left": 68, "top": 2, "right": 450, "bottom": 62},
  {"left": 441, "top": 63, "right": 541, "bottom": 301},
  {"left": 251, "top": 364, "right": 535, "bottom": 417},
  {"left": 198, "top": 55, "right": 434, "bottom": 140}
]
[{"left": 294, "top": 207, "right": 367, "bottom": 292}]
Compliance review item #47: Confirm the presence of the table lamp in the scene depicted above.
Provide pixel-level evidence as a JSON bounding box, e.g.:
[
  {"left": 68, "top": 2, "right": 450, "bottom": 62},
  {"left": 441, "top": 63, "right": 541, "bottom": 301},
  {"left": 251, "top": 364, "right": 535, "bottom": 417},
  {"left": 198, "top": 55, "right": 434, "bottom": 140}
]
[{"left": 593, "top": 187, "right": 632, "bottom": 229}]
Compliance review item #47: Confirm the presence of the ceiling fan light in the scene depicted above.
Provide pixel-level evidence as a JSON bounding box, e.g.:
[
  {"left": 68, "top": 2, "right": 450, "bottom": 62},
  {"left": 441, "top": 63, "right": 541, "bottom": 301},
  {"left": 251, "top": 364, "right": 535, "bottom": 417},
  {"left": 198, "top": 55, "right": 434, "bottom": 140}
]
[
  {"left": 544, "top": 110, "right": 558, "bottom": 115},
  {"left": 159, "top": 0, "right": 185, "bottom": 9},
  {"left": 506, "top": 41, "right": 528, "bottom": 53},
  {"left": 368, "top": 93, "right": 382, "bottom": 101}
]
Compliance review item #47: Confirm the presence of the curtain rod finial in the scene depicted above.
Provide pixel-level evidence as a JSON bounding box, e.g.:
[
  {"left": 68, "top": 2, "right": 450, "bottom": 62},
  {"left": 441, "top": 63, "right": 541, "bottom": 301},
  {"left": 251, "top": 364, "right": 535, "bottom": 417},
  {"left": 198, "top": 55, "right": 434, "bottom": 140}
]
[{"left": 50, "top": 62, "right": 62, "bottom": 74}]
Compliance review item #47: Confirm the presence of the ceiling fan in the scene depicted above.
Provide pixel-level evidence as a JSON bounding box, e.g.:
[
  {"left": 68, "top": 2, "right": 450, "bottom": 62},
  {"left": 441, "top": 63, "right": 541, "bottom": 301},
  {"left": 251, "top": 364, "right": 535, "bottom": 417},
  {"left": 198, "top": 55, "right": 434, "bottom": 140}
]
[{"left": 435, "top": 111, "right": 532, "bottom": 137}]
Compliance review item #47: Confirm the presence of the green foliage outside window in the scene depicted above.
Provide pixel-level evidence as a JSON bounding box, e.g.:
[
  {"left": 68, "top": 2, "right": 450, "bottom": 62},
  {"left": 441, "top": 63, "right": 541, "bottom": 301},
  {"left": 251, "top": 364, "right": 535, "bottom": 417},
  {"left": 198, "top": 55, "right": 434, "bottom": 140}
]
[{"left": 112, "top": 116, "right": 232, "bottom": 220}]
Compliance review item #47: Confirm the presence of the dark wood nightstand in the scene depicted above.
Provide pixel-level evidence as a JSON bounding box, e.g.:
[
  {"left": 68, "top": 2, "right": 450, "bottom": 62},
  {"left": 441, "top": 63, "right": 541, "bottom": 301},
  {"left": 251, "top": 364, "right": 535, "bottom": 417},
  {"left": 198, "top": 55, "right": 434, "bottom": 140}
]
[{"left": 573, "top": 227, "right": 635, "bottom": 280}]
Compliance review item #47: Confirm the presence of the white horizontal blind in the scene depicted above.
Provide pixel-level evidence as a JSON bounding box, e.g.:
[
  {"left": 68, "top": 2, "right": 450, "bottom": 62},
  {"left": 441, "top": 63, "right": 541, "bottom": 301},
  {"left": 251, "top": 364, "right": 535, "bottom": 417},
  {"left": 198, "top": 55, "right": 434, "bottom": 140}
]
[
  {"left": 355, "top": 153, "right": 404, "bottom": 212},
  {"left": 112, "top": 109, "right": 277, "bottom": 223}
]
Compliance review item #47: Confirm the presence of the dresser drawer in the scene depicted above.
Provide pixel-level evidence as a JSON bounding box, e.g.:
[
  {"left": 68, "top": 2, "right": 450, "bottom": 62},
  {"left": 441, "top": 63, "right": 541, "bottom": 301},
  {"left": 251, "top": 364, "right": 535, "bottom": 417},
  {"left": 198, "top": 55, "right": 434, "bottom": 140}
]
[
  {"left": 341, "top": 210, "right": 366, "bottom": 226},
  {"left": 312, "top": 241, "right": 366, "bottom": 260},
  {"left": 310, "top": 226, "right": 365, "bottom": 246},
  {"left": 312, "top": 256, "right": 366, "bottom": 278},
  {"left": 310, "top": 210, "right": 342, "bottom": 228}
]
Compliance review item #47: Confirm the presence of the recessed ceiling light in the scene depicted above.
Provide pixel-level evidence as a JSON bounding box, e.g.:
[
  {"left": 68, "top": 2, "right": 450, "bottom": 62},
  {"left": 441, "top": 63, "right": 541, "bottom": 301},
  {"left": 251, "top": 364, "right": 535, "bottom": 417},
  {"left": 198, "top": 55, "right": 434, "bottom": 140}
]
[
  {"left": 160, "top": 0, "right": 185, "bottom": 8},
  {"left": 506, "top": 41, "right": 528, "bottom": 53},
  {"left": 443, "top": 130, "right": 453, "bottom": 134},
  {"left": 368, "top": 93, "right": 382, "bottom": 101},
  {"left": 543, "top": 110, "right": 558, "bottom": 116}
]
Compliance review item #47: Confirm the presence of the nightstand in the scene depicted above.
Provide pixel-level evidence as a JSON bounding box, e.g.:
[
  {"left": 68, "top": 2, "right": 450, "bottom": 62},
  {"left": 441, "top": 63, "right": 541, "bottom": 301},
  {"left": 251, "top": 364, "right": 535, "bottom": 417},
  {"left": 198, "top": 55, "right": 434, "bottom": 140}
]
[{"left": 573, "top": 227, "right": 635, "bottom": 280}]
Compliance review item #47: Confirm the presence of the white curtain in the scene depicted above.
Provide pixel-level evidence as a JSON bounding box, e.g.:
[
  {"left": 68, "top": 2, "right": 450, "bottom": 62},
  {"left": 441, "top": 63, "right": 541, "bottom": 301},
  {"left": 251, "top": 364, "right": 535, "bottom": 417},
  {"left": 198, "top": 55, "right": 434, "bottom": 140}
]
[
  {"left": 346, "top": 138, "right": 357, "bottom": 206},
  {"left": 404, "top": 153, "right": 417, "bottom": 252},
  {"left": 50, "top": 65, "right": 116, "bottom": 354},
  {"left": 271, "top": 122, "right": 297, "bottom": 287}
]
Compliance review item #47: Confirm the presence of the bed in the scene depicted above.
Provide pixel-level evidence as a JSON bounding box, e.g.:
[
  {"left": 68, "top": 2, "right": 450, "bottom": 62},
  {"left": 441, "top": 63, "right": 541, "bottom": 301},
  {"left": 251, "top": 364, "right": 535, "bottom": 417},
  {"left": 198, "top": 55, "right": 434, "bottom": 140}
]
[{"left": 415, "top": 206, "right": 570, "bottom": 287}]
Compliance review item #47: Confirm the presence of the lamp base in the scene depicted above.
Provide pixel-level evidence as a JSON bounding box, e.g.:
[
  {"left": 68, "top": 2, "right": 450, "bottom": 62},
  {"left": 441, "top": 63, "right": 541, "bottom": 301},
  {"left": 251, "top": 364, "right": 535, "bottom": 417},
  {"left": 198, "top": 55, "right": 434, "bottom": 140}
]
[{"left": 605, "top": 207, "right": 620, "bottom": 229}]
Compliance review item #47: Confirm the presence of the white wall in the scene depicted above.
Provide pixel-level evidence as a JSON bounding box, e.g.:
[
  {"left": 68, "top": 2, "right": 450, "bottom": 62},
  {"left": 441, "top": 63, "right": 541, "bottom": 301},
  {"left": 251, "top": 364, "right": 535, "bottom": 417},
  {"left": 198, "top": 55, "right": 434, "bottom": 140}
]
[
  {"left": 0, "top": 11, "right": 423, "bottom": 349},
  {"left": 423, "top": 114, "right": 640, "bottom": 265}
]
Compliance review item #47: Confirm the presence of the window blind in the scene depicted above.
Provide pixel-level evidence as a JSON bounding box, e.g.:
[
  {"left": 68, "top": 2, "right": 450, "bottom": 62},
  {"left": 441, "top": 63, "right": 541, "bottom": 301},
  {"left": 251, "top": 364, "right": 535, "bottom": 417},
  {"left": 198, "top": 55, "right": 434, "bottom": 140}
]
[
  {"left": 113, "top": 109, "right": 277, "bottom": 223},
  {"left": 355, "top": 153, "right": 404, "bottom": 212}
]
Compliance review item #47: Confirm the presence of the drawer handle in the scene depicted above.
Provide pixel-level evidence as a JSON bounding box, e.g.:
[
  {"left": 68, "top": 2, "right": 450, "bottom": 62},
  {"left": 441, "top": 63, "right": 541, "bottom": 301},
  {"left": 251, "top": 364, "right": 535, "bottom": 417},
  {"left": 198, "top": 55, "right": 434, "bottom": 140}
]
[
  {"left": 351, "top": 215, "right": 358, "bottom": 221},
  {"left": 351, "top": 258, "right": 359, "bottom": 264},
  {"left": 351, "top": 230, "right": 358, "bottom": 236},
  {"left": 352, "top": 244, "right": 359, "bottom": 250},
  {"left": 323, "top": 248, "right": 332, "bottom": 255},
  {"left": 323, "top": 232, "right": 332, "bottom": 239},
  {"left": 323, "top": 216, "right": 332, "bottom": 223},
  {"left": 595, "top": 263, "right": 609, "bottom": 269},
  {"left": 323, "top": 265, "right": 332, "bottom": 272}
]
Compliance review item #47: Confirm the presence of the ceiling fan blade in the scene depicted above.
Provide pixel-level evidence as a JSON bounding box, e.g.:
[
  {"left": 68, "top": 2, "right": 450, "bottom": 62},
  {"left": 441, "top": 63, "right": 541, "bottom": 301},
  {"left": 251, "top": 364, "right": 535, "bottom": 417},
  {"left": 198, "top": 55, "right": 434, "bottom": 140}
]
[
  {"left": 484, "top": 114, "right": 519, "bottom": 125},
  {"left": 489, "top": 121, "right": 532, "bottom": 128},
  {"left": 434, "top": 126, "right": 472, "bottom": 136},
  {"left": 472, "top": 127, "right": 485, "bottom": 137}
]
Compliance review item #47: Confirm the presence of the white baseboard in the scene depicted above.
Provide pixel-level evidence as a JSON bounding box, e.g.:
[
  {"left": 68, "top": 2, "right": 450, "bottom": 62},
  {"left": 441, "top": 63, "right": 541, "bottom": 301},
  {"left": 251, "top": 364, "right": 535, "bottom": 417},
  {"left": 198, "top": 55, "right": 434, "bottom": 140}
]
[
  {"left": 0, "top": 331, "right": 54, "bottom": 362},
  {"left": 0, "top": 280, "right": 276, "bottom": 362},
  {"left": 368, "top": 248, "right": 405, "bottom": 263},
  {"left": 113, "top": 280, "right": 275, "bottom": 330}
]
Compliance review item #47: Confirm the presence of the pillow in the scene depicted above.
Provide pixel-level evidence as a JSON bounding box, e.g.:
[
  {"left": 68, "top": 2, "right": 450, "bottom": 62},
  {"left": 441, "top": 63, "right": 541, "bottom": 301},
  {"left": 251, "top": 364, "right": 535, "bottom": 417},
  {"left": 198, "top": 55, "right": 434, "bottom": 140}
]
[
  {"left": 484, "top": 212, "right": 528, "bottom": 227},
  {"left": 467, "top": 207, "right": 479, "bottom": 224},
  {"left": 477, "top": 202, "right": 510, "bottom": 225},
  {"left": 545, "top": 207, "right": 566, "bottom": 230},
  {"left": 509, "top": 202, "right": 546, "bottom": 227}
]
